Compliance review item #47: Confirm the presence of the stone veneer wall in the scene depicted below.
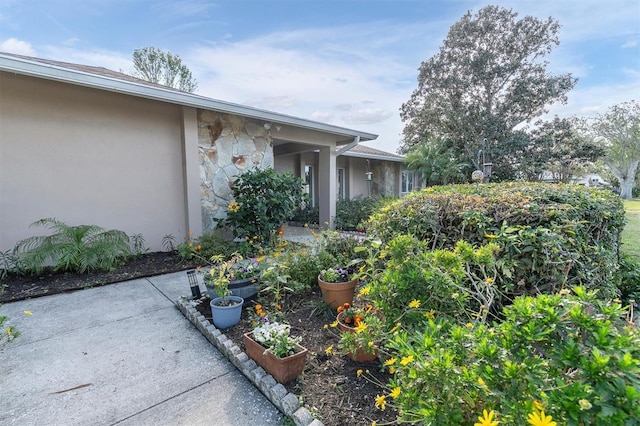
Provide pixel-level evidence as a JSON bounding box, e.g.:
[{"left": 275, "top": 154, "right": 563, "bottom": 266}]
[{"left": 198, "top": 110, "right": 274, "bottom": 231}]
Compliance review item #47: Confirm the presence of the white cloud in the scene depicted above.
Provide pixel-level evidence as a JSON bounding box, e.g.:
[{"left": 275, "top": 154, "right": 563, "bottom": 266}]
[
  {"left": 311, "top": 111, "right": 335, "bottom": 122},
  {"left": 342, "top": 109, "right": 393, "bottom": 125},
  {"left": 622, "top": 39, "right": 638, "bottom": 49},
  {"left": 250, "top": 96, "right": 298, "bottom": 110},
  {"left": 0, "top": 37, "right": 36, "bottom": 56}
]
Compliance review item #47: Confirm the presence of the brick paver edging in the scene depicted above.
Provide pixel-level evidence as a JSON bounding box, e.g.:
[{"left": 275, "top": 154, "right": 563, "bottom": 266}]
[{"left": 176, "top": 298, "right": 324, "bottom": 426}]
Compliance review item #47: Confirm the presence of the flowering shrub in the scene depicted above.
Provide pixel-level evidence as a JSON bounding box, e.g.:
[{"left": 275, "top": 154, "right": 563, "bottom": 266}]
[
  {"left": 252, "top": 319, "right": 302, "bottom": 358},
  {"left": 319, "top": 266, "right": 356, "bottom": 283},
  {"left": 219, "top": 167, "right": 307, "bottom": 245},
  {"left": 383, "top": 287, "right": 640, "bottom": 425}
]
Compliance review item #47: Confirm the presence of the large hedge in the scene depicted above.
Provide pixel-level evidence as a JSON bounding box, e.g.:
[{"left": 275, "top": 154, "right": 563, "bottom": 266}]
[{"left": 367, "top": 183, "right": 626, "bottom": 299}]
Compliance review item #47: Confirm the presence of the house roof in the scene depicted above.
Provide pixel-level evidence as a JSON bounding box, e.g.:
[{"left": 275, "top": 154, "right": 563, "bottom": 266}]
[
  {"left": 339, "top": 143, "right": 405, "bottom": 163},
  {"left": 0, "top": 52, "right": 378, "bottom": 142}
]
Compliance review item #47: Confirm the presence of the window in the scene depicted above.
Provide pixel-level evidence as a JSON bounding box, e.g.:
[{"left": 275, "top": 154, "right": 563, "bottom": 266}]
[
  {"left": 337, "top": 168, "right": 345, "bottom": 200},
  {"left": 305, "top": 165, "right": 315, "bottom": 206},
  {"left": 401, "top": 170, "right": 414, "bottom": 194}
]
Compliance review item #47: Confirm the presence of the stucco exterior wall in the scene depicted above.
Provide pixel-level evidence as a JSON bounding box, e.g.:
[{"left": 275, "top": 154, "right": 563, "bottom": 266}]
[{"left": 0, "top": 72, "right": 187, "bottom": 252}]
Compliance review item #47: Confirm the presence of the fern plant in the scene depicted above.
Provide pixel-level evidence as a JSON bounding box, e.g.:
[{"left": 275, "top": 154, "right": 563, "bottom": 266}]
[{"left": 14, "top": 218, "right": 131, "bottom": 274}]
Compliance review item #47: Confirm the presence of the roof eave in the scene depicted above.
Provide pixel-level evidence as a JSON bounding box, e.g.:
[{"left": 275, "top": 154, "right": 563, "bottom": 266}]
[
  {"left": 340, "top": 151, "right": 405, "bottom": 162},
  {"left": 0, "top": 54, "right": 378, "bottom": 141}
]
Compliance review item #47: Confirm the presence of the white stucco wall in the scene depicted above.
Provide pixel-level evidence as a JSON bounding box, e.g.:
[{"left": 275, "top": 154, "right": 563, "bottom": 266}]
[{"left": 0, "top": 72, "right": 187, "bottom": 252}]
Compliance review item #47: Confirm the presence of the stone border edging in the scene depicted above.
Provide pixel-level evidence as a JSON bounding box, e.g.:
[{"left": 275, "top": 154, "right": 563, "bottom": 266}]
[{"left": 176, "top": 298, "right": 324, "bottom": 426}]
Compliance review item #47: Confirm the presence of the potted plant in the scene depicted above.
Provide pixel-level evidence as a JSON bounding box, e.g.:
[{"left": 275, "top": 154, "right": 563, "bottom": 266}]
[
  {"left": 204, "top": 254, "right": 260, "bottom": 301},
  {"left": 243, "top": 318, "right": 308, "bottom": 384},
  {"left": 205, "top": 253, "right": 246, "bottom": 329},
  {"left": 318, "top": 266, "right": 357, "bottom": 309},
  {"left": 335, "top": 302, "right": 382, "bottom": 362}
]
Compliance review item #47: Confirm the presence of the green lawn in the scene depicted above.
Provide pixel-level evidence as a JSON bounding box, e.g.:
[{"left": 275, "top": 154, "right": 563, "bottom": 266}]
[{"left": 622, "top": 199, "right": 640, "bottom": 261}]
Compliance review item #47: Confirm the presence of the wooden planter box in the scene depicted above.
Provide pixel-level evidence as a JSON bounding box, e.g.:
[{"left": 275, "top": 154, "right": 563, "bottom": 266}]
[{"left": 243, "top": 332, "right": 308, "bottom": 384}]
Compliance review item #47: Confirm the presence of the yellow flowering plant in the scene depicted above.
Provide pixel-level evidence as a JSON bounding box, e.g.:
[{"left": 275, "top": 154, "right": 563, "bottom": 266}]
[
  {"left": 384, "top": 287, "right": 640, "bottom": 425},
  {"left": 334, "top": 301, "right": 385, "bottom": 358}
]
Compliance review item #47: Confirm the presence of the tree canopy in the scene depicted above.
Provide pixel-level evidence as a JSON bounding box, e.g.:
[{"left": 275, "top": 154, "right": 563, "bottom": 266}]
[
  {"left": 400, "top": 5, "right": 576, "bottom": 180},
  {"left": 589, "top": 100, "right": 640, "bottom": 199},
  {"left": 132, "top": 47, "right": 198, "bottom": 92}
]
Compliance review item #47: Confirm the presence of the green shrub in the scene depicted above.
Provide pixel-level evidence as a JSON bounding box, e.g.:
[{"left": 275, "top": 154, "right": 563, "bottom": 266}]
[
  {"left": 367, "top": 183, "right": 626, "bottom": 299},
  {"left": 219, "top": 167, "right": 307, "bottom": 246},
  {"left": 13, "top": 218, "right": 131, "bottom": 274},
  {"left": 617, "top": 253, "right": 640, "bottom": 306},
  {"left": 385, "top": 287, "right": 640, "bottom": 425},
  {"left": 315, "top": 230, "right": 363, "bottom": 269},
  {"left": 368, "top": 235, "right": 502, "bottom": 327},
  {"left": 335, "top": 196, "right": 387, "bottom": 231},
  {"left": 176, "top": 230, "right": 238, "bottom": 265}
]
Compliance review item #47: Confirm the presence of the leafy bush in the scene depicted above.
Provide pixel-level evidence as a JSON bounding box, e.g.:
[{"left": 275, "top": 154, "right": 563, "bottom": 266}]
[
  {"left": 176, "top": 230, "right": 238, "bottom": 264},
  {"left": 13, "top": 218, "right": 131, "bottom": 274},
  {"left": 384, "top": 287, "right": 640, "bottom": 425},
  {"left": 368, "top": 235, "right": 501, "bottom": 327},
  {"left": 334, "top": 196, "right": 387, "bottom": 231},
  {"left": 315, "top": 230, "right": 363, "bottom": 269},
  {"left": 220, "top": 167, "right": 307, "bottom": 246},
  {"left": 617, "top": 253, "right": 640, "bottom": 306},
  {"left": 367, "top": 183, "right": 626, "bottom": 299},
  {"left": 289, "top": 203, "right": 319, "bottom": 225}
]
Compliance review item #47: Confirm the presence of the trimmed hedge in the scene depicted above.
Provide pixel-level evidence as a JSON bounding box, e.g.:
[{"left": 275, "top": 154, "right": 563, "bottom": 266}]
[{"left": 367, "top": 183, "right": 626, "bottom": 300}]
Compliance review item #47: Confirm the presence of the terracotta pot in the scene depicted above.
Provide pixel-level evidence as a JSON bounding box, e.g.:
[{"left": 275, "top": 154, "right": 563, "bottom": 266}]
[
  {"left": 317, "top": 275, "right": 357, "bottom": 310},
  {"left": 243, "top": 332, "right": 308, "bottom": 384},
  {"left": 337, "top": 311, "right": 378, "bottom": 362}
]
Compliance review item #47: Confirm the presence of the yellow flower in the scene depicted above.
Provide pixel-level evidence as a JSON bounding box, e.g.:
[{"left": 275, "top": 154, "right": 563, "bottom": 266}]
[
  {"left": 527, "top": 411, "right": 557, "bottom": 426},
  {"left": 400, "top": 355, "right": 414, "bottom": 366},
  {"left": 228, "top": 201, "right": 240, "bottom": 212},
  {"left": 375, "top": 394, "right": 387, "bottom": 410},
  {"left": 578, "top": 399, "right": 592, "bottom": 411},
  {"left": 354, "top": 321, "right": 368, "bottom": 333},
  {"left": 6, "top": 327, "right": 12, "bottom": 336},
  {"left": 390, "top": 322, "right": 401, "bottom": 333},
  {"left": 371, "top": 422, "right": 376, "bottom": 426},
  {"left": 485, "top": 233, "right": 498, "bottom": 239},
  {"left": 358, "top": 286, "right": 371, "bottom": 296},
  {"left": 384, "top": 358, "right": 397, "bottom": 366},
  {"left": 474, "top": 409, "right": 499, "bottom": 426},
  {"left": 484, "top": 277, "right": 494, "bottom": 285},
  {"left": 390, "top": 387, "right": 401, "bottom": 398},
  {"left": 330, "top": 320, "right": 339, "bottom": 328},
  {"left": 24, "top": 310, "right": 33, "bottom": 315},
  {"left": 424, "top": 309, "right": 435, "bottom": 319},
  {"left": 388, "top": 366, "right": 396, "bottom": 374},
  {"left": 477, "top": 377, "right": 486, "bottom": 387},
  {"left": 356, "top": 369, "right": 363, "bottom": 377},
  {"left": 533, "top": 400, "right": 545, "bottom": 412},
  {"left": 367, "top": 341, "right": 374, "bottom": 347},
  {"left": 323, "top": 324, "right": 328, "bottom": 330},
  {"left": 378, "top": 251, "right": 386, "bottom": 259},
  {"left": 466, "top": 322, "right": 474, "bottom": 329},
  {"left": 325, "top": 345, "right": 334, "bottom": 355},
  {"left": 408, "top": 299, "right": 421, "bottom": 308}
]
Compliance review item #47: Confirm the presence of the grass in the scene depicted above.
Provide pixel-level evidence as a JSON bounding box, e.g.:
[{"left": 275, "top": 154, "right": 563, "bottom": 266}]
[{"left": 621, "top": 199, "right": 640, "bottom": 261}]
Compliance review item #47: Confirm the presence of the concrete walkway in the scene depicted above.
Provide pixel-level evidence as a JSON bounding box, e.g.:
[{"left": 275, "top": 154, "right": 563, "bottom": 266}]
[{"left": 0, "top": 272, "right": 283, "bottom": 426}]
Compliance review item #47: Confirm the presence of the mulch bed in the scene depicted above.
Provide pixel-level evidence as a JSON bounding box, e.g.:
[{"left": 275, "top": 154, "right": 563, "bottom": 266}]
[{"left": 194, "top": 288, "right": 397, "bottom": 426}]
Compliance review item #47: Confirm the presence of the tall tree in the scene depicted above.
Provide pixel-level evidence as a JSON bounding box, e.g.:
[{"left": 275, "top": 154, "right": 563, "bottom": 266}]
[
  {"left": 590, "top": 101, "right": 640, "bottom": 199},
  {"left": 132, "top": 47, "right": 198, "bottom": 92},
  {"left": 400, "top": 5, "right": 576, "bottom": 179}
]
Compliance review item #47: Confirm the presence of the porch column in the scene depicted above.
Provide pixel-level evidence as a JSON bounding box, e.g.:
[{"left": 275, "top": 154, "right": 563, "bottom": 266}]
[
  {"left": 318, "top": 145, "right": 336, "bottom": 229},
  {"left": 181, "top": 106, "right": 203, "bottom": 236}
]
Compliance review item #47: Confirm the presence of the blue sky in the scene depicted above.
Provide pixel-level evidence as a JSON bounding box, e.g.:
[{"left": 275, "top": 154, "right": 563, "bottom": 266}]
[{"left": 1, "top": 0, "right": 638, "bottom": 153}]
